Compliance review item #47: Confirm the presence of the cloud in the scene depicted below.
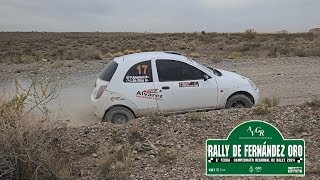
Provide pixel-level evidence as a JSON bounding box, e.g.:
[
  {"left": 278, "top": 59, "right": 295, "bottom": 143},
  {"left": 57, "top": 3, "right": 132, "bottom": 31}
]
[{"left": 0, "top": 0, "right": 319, "bottom": 32}]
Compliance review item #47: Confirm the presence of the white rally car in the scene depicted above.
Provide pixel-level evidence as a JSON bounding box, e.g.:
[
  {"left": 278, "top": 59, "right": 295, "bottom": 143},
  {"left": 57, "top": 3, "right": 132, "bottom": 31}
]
[{"left": 91, "top": 51, "right": 259, "bottom": 123}]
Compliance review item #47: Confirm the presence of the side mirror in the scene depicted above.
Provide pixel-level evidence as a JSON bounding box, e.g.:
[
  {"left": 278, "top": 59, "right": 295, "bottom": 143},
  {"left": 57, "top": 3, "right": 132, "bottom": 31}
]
[{"left": 203, "top": 74, "right": 210, "bottom": 81}]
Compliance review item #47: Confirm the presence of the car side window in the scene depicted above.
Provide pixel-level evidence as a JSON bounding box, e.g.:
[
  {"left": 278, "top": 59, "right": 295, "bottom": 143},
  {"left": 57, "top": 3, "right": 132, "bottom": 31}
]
[
  {"left": 124, "top": 60, "right": 153, "bottom": 83},
  {"left": 156, "top": 60, "right": 205, "bottom": 82}
]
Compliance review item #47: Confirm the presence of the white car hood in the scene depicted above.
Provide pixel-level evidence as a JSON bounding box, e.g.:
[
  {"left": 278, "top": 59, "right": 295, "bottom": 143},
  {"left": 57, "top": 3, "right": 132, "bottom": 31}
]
[
  {"left": 215, "top": 69, "right": 248, "bottom": 81},
  {"left": 216, "top": 69, "right": 248, "bottom": 85}
]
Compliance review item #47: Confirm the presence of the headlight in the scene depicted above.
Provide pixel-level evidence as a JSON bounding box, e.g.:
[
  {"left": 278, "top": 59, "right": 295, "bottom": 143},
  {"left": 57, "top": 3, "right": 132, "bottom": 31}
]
[{"left": 248, "top": 79, "right": 257, "bottom": 90}]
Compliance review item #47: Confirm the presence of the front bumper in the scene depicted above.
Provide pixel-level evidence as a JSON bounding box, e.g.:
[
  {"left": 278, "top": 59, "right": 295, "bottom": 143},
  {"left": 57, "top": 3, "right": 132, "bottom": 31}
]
[{"left": 252, "top": 88, "right": 260, "bottom": 105}]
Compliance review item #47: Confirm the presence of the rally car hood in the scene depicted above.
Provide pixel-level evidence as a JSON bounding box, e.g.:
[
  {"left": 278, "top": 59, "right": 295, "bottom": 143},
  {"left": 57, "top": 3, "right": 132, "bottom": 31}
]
[{"left": 214, "top": 69, "right": 249, "bottom": 84}]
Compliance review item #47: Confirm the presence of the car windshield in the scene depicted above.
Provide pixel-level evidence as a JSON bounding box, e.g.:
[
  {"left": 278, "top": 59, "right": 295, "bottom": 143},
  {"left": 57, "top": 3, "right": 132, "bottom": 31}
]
[
  {"left": 189, "top": 59, "right": 222, "bottom": 76},
  {"left": 190, "top": 59, "right": 214, "bottom": 72}
]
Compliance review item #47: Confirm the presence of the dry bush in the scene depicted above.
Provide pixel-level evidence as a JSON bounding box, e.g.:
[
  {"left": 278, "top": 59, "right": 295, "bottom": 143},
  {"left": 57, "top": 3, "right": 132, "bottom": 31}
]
[
  {"left": 208, "top": 53, "right": 224, "bottom": 63},
  {"left": 76, "top": 47, "right": 103, "bottom": 60},
  {"left": 188, "top": 112, "right": 209, "bottom": 121},
  {"left": 189, "top": 52, "right": 201, "bottom": 58},
  {"left": 0, "top": 79, "right": 70, "bottom": 179},
  {"left": 242, "top": 29, "right": 258, "bottom": 40},
  {"left": 157, "top": 148, "right": 177, "bottom": 164},
  {"left": 305, "top": 97, "right": 320, "bottom": 109},
  {"left": 128, "top": 124, "right": 144, "bottom": 144},
  {"left": 227, "top": 52, "right": 242, "bottom": 59},
  {"left": 253, "top": 97, "right": 280, "bottom": 115},
  {"left": 100, "top": 144, "right": 132, "bottom": 179},
  {"left": 147, "top": 111, "right": 165, "bottom": 124}
]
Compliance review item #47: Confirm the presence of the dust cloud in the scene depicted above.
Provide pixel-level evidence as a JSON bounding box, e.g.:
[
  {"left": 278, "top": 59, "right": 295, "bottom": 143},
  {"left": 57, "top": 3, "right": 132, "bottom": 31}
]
[{"left": 1, "top": 78, "right": 101, "bottom": 127}]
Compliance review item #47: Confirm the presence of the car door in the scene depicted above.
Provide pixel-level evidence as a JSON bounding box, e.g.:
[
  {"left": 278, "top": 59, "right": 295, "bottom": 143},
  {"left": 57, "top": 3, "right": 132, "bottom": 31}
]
[
  {"left": 116, "top": 60, "right": 159, "bottom": 115},
  {"left": 153, "top": 59, "right": 218, "bottom": 113}
]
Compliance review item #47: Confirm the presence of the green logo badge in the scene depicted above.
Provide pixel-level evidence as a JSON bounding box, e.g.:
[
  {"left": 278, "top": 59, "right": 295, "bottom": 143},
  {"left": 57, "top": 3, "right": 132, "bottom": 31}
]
[{"left": 206, "top": 120, "right": 305, "bottom": 176}]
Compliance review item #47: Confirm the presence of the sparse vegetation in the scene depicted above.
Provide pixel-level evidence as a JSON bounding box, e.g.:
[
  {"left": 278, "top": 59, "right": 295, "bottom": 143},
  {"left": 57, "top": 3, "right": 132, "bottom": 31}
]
[
  {"left": 111, "top": 130, "right": 124, "bottom": 144},
  {"left": 128, "top": 124, "right": 144, "bottom": 144},
  {"left": 305, "top": 97, "right": 320, "bottom": 109},
  {"left": 243, "top": 29, "right": 258, "bottom": 39},
  {"left": 157, "top": 149, "right": 177, "bottom": 164},
  {"left": 1, "top": 32, "right": 320, "bottom": 63},
  {"left": 148, "top": 111, "right": 165, "bottom": 124},
  {"left": 0, "top": 79, "right": 69, "bottom": 179},
  {"left": 291, "top": 125, "right": 308, "bottom": 135},
  {"left": 188, "top": 112, "right": 209, "bottom": 121},
  {"left": 253, "top": 97, "right": 280, "bottom": 114},
  {"left": 227, "top": 51, "right": 243, "bottom": 59},
  {"left": 100, "top": 146, "right": 132, "bottom": 179}
]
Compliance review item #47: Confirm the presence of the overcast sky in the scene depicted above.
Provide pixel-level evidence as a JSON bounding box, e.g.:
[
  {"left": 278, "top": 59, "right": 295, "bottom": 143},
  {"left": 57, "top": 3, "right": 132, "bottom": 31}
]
[{"left": 0, "top": 0, "right": 319, "bottom": 32}]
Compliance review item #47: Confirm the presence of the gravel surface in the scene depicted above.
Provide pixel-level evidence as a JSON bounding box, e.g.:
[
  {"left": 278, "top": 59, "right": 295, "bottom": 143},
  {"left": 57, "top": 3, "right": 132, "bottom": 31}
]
[
  {"left": 62, "top": 104, "right": 319, "bottom": 179},
  {"left": 0, "top": 58, "right": 319, "bottom": 179}
]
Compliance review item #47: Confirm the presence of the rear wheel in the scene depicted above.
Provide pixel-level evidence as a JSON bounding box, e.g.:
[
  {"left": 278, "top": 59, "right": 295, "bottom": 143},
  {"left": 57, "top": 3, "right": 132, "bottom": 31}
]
[
  {"left": 104, "top": 107, "right": 135, "bottom": 124},
  {"left": 226, "top": 94, "right": 253, "bottom": 109}
]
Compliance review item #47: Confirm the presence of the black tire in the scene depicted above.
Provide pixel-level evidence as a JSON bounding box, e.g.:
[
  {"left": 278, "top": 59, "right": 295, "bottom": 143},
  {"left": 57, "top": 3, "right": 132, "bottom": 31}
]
[
  {"left": 104, "top": 107, "right": 135, "bottom": 124},
  {"left": 225, "top": 94, "right": 253, "bottom": 109}
]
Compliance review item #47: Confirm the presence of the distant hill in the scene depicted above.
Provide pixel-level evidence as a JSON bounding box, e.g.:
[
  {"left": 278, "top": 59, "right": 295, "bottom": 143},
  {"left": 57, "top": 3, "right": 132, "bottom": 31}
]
[
  {"left": 276, "top": 30, "right": 289, "bottom": 34},
  {"left": 309, "top": 28, "right": 320, "bottom": 34}
]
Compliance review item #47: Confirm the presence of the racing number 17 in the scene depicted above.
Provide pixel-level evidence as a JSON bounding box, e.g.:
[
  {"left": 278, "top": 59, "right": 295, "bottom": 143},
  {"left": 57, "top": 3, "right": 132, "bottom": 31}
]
[{"left": 137, "top": 64, "right": 148, "bottom": 75}]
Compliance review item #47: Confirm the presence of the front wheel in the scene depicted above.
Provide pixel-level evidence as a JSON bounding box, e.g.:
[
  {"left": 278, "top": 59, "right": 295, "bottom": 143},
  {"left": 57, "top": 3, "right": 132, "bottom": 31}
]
[
  {"left": 104, "top": 107, "right": 135, "bottom": 124},
  {"left": 225, "top": 94, "right": 253, "bottom": 109}
]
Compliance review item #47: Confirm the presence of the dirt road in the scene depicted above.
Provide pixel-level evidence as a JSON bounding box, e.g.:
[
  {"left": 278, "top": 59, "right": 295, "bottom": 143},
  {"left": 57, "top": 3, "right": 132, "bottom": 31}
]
[
  {"left": 1, "top": 57, "right": 319, "bottom": 126},
  {"left": 215, "top": 57, "right": 320, "bottom": 105}
]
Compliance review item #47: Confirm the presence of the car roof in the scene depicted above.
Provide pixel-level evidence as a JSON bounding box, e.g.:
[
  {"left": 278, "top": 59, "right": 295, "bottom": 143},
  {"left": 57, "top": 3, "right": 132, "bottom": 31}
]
[{"left": 114, "top": 51, "right": 189, "bottom": 63}]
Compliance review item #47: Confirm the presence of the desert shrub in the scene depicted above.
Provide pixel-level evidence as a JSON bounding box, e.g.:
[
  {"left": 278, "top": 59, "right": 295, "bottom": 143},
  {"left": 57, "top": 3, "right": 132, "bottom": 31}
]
[
  {"left": 113, "top": 144, "right": 132, "bottom": 162},
  {"left": 52, "top": 61, "right": 64, "bottom": 69},
  {"left": 188, "top": 112, "right": 209, "bottom": 121},
  {"left": 293, "top": 48, "right": 307, "bottom": 57},
  {"left": 147, "top": 111, "right": 165, "bottom": 124},
  {"left": 100, "top": 144, "right": 132, "bottom": 179},
  {"left": 253, "top": 97, "right": 280, "bottom": 115},
  {"left": 278, "top": 47, "right": 291, "bottom": 56},
  {"left": 100, "top": 155, "right": 131, "bottom": 179},
  {"left": 238, "top": 44, "right": 251, "bottom": 52},
  {"left": 113, "top": 51, "right": 124, "bottom": 58},
  {"left": 305, "top": 97, "right": 320, "bottom": 109},
  {"left": 268, "top": 47, "right": 278, "bottom": 58},
  {"left": 157, "top": 149, "right": 177, "bottom": 164},
  {"left": 76, "top": 47, "right": 103, "bottom": 60},
  {"left": 0, "top": 80, "right": 69, "bottom": 179},
  {"left": 128, "top": 125, "right": 144, "bottom": 144},
  {"left": 227, "top": 52, "right": 242, "bottom": 59},
  {"left": 291, "top": 125, "right": 308, "bottom": 136},
  {"left": 111, "top": 130, "right": 124, "bottom": 144},
  {"left": 189, "top": 52, "right": 201, "bottom": 58},
  {"left": 243, "top": 29, "right": 257, "bottom": 40},
  {"left": 123, "top": 49, "right": 136, "bottom": 55},
  {"left": 209, "top": 53, "right": 224, "bottom": 63},
  {"left": 305, "top": 48, "right": 320, "bottom": 57}
]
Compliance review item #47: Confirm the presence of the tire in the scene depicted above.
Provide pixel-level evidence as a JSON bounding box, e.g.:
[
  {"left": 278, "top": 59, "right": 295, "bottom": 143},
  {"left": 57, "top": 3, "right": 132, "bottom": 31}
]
[
  {"left": 225, "top": 94, "right": 253, "bottom": 109},
  {"left": 103, "top": 107, "right": 135, "bottom": 124}
]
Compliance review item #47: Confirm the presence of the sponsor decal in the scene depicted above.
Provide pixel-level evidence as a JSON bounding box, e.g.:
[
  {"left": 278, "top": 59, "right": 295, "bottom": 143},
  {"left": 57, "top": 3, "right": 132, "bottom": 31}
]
[
  {"left": 126, "top": 75, "right": 150, "bottom": 83},
  {"left": 136, "top": 89, "right": 163, "bottom": 100},
  {"left": 179, "top": 81, "right": 199, "bottom": 87},
  {"left": 110, "top": 97, "right": 125, "bottom": 101},
  {"left": 206, "top": 120, "right": 305, "bottom": 176}
]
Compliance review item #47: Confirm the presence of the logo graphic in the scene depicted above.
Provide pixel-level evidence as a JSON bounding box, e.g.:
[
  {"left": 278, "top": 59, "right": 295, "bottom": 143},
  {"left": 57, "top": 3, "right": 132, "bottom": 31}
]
[
  {"left": 249, "top": 166, "right": 254, "bottom": 173},
  {"left": 206, "top": 120, "right": 305, "bottom": 176},
  {"left": 136, "top": 89, "right": 163, "bottom": 100},
  {"left": 247, "top": 126, "right": 264, "bottom": 136}
]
